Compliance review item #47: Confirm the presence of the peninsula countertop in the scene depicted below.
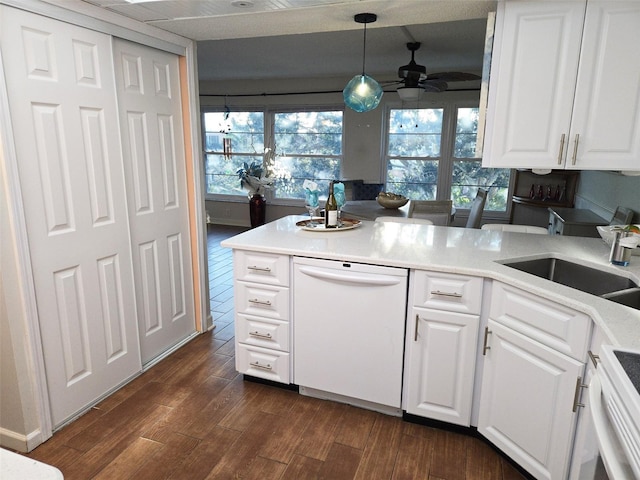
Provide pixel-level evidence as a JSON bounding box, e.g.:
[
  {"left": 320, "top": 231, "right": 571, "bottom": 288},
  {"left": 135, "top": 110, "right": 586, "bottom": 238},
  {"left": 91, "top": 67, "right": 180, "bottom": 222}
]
[{"left": 221, "top": 216, "right": 640, "bottom": 349}]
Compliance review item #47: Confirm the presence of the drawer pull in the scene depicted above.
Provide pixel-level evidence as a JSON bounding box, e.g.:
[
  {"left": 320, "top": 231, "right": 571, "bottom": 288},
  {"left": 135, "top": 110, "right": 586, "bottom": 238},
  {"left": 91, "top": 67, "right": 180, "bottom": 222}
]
[
  {"left": 248, "top": 265, "right": 271, "bottom": 272},
  {"left": 250, "top": 361, "right": 273, "bottom": 371},
  {"left": 414, "top": 314, "right": 420, "bottom": 342},
  {"left": 557, "top": 133, "right": 566, "bottom": 165},
  {"left": 572, "top": 376, "right": 588, "bottom": 412},
  {"left": 431, "top": 290, "right": 462, "bottom": 298},
  {"left": 482, "top": 327, "right": 492, "bottom": 356},
  {"left": 249, "top": 298, "right": 272, "bottom": 306},
  {"left": 249, "top": 331, "right": 273, "bottom": 339}
]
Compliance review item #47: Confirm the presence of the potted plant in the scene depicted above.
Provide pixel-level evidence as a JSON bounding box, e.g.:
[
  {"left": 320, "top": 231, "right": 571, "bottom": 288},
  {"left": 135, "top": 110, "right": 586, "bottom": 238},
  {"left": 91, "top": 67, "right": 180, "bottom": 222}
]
[{"left": 237, "top": 161, "right": 274, "bottom": 227}]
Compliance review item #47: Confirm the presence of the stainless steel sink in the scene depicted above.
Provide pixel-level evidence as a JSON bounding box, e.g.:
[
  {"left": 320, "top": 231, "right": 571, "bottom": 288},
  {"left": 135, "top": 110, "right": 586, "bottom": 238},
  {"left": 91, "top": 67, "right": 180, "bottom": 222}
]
[
  {"left": 502, "top": 257, "right": 638, "bottom": 297},
  {"left": 603, "top": 288, "right": 640, "bottom": 310}
]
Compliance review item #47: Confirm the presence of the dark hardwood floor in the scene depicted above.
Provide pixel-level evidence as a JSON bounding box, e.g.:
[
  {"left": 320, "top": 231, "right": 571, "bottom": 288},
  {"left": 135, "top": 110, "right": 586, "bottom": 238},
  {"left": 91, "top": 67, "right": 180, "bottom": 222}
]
[{"left": 23, "top": 224, "right": 526, "bottom": 480}]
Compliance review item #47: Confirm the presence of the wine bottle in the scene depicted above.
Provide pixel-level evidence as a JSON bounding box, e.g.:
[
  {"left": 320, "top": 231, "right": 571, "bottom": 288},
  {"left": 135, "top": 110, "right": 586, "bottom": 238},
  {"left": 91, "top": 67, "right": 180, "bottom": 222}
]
[{"left": 325, "top": 182, "right": 338, "bottom": 228}]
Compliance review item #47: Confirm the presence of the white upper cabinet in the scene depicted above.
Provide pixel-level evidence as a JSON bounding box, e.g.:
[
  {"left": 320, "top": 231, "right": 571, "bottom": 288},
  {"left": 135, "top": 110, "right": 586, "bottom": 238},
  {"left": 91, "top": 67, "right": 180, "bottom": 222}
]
[{"left": 483, "top": 1, "right": 640, "bottom": 171}]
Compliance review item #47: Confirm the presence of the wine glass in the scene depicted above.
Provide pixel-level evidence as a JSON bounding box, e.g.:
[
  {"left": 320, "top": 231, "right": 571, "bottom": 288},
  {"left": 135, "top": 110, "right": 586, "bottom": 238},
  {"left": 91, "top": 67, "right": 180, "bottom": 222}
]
[
  {"left": 334, "top": 182, "right": 346, "bottom": 226},
  {"left": 304, "top": 189, "right": 319, "bottom": 226}
]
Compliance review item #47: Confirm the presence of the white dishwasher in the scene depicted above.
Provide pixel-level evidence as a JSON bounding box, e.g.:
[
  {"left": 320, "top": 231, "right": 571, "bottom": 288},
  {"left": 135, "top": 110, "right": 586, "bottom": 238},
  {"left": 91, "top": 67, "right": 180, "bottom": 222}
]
[{"left": 293, "top": 257, "right": 408, "bottom": 413}]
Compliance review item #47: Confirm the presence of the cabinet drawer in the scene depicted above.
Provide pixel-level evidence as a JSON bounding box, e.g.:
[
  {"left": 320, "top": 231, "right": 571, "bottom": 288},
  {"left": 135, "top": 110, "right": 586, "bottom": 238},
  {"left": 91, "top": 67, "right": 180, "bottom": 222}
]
[
  {"left": 490, "top": 281, "right": 592, "bottom": 360},
  {"left": 236, "top": 344, "right": 290, "bottom": 384},
  {"left": 235, "top": 282, "right": 289, "bottom": 320},
  {"left": 412, "top": 270, "right": 483, "bottom": 314},
  {"left": 236, "top": 314, "right": 289, "bottom": 351},
  {"left": 234, "top": 251, "right": 289, "bottom": 286}
]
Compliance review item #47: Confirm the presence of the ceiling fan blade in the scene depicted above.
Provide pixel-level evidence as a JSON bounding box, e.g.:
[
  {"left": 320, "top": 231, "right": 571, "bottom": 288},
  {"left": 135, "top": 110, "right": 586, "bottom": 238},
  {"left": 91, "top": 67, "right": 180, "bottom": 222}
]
[
  {"left": 424, "top": 72, "right": 481, "bottom": 82},
  {"left": 422, "top": 80, "right": 449, "bottom": 93}
]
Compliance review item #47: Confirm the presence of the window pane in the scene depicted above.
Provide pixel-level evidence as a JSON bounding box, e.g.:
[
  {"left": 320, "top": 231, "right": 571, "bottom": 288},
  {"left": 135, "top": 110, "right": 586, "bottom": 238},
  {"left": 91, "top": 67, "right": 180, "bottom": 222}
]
[
  {"left": 386, "top": 159, "right": 438, "bottom": 200},
  {"left": 454, "top": 108, "right": 479, "bottom": 158},
  {"left": 273, "top": 111, "right": 343, "bottom": 199},
  {"left": 451, "top": 160, "right": 511, "bottom": 211},
  {"left": 388, "top": 108, "right": 443, "bottom": 157},
  {"left": 205, "top": 153, "right": 262, "bottom": 195},
  {"left": 203, "top": 111, "right": 265, "bottom": 195},
  {"left": 272, "top": 156, "right": 341, "bottom": 199}
]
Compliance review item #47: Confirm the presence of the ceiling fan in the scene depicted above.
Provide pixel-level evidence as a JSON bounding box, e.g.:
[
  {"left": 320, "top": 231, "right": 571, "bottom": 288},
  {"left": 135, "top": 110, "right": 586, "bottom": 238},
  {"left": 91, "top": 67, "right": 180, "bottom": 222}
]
[{"left": 393, "top": 42, "right": 481, "bottom": 100}]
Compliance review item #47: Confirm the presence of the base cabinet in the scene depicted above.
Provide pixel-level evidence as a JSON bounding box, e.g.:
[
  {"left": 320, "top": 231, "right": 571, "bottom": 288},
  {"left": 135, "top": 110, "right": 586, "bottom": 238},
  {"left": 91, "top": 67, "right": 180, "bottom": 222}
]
[
  {"left": 478, "top": 320, "right": 585, "bottom": 480},
  {"left": 233, "top": 251, "right": 291, "bottom": 383},
  {"left": 404, "top": 307, "right": 479, "bottom": 425},
  {"left": 403, "top": 270, "right": 482, "bottom": 426}
]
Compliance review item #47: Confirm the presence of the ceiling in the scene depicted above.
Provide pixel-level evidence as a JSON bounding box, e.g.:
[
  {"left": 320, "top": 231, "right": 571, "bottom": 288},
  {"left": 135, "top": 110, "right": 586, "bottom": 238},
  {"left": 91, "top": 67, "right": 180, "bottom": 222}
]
[{"left": 81, "top": 0, "right": 497, "bottom": 84}]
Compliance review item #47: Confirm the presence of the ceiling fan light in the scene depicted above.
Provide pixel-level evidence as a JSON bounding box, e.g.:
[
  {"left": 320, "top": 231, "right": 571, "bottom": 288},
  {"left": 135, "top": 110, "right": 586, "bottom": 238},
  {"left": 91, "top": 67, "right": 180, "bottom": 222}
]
[
  {"left": 343, "top": 74, "right": 383, "bottom": 112},
  {"left": 397, "top": 87, "right": 422, "bottom": 102}
]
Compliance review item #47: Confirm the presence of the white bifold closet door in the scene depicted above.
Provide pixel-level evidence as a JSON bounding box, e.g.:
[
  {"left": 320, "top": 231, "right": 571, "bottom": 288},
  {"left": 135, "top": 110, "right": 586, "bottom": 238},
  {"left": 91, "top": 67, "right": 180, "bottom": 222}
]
[
  {"left": 1, "top": 6, "right": 195, "bottom": 427},
  {"left": 112, "top": 39, "right": 195, "bottom": 365}
]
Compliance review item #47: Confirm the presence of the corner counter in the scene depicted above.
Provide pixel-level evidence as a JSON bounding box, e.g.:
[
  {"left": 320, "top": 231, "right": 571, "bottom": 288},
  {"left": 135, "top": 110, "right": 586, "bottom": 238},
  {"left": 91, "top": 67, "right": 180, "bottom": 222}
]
[{"left": 221, "top": 216, "right": 640, "bottom": 349}]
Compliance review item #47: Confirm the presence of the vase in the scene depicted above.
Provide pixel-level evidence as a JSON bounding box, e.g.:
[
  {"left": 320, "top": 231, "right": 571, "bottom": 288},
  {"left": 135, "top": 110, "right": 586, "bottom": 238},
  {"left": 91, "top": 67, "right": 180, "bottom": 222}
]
[{"left": 249, "top": 193, "right": 266, "bottom": 228}]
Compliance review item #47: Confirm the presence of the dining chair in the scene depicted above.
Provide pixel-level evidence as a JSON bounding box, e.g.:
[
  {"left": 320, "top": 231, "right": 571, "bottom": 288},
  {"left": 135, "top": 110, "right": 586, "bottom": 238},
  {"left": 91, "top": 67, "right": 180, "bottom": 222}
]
[
  {"left": 408, "top": 200, "right": 453, "bottom": 226},
  {"left": 465, "top": 189, "right": 487, "bottom": 229},
  {"left": 481, "top": 224, "right": 548, "bottom": 234},
  {"left": 375, "top": 216, "right": 433, "bottom": 225}
]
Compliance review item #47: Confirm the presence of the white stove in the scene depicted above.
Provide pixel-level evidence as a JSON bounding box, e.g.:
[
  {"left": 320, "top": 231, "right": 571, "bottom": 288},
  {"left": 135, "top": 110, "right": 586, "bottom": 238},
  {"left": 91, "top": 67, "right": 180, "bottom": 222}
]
[{"left": 591, "top": 345, "right": 640, "bottom": 479}]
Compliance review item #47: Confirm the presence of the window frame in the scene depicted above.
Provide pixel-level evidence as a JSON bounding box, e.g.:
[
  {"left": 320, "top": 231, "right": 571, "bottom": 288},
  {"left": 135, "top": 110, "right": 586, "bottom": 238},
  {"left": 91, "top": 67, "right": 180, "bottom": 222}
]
[
  {"left": 383, "top": 99, "right": 513, "bottom": 218},
  {"left": 202, "top": 105, "right": 344, "bottom": 206}
]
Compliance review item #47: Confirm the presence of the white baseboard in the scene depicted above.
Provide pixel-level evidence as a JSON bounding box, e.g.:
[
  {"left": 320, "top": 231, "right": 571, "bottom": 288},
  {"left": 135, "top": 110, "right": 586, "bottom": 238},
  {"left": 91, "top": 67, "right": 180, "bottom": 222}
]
[{"left": 0, "top": 426, "right": 43, "bottom": 453}]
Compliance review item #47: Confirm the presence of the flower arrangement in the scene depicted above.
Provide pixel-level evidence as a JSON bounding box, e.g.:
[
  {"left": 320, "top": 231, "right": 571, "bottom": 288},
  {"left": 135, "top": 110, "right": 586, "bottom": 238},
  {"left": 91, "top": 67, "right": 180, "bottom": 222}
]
[{"left": 236, "top": 161, "right": 274, "bottom": 197}]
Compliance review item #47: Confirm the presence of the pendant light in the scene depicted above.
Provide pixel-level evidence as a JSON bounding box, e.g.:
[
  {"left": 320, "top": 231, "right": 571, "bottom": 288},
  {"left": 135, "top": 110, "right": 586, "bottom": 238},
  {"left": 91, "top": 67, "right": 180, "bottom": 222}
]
[{"left": 343, "top": 13, "right": 383, "bottom": 113}]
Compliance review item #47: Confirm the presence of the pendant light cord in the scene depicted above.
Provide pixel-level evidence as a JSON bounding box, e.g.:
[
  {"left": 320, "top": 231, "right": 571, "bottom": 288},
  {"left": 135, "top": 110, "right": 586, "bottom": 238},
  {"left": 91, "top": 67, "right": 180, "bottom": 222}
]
[{"left": 361, "top": 21, "right": 367, "bottom": 75}]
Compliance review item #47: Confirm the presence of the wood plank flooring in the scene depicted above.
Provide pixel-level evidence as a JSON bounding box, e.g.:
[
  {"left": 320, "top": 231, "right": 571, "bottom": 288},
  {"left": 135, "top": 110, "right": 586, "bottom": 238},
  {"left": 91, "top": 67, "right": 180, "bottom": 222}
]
[{"left": 22, "top": 225, "right": 527, "bottom": 480}]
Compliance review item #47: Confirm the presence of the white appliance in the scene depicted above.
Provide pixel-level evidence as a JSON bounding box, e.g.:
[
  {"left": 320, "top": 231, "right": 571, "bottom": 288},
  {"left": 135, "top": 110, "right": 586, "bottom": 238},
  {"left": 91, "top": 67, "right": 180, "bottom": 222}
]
[
  {"left": 293, "top": 257, "right": 408, "bottom": 413},
  {"left": 588, "top": 345, "right": 640, "bottom": 479}
]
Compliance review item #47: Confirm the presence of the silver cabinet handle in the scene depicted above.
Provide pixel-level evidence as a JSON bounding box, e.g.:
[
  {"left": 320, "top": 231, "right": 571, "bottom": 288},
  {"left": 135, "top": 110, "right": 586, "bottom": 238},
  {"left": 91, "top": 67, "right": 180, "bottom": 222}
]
[
  {"left": 248, "top": 265, "right": 271, "bottom": 272},
  {"left": 571, "top": 133, "right": 580, "bottom": 165},
  {"left": 558, "top": 133, "right": 566, "bottom": 165},
  {"left": 430, "top": 290, "right": 463, "bottom": 298},
  {"left": 482, "top": 327, "right": 491, "bottom": 356},
  {"left": 414, "top": 314, "right": 419, "bottom": 342},
  {"left": 588, "top": 350, "right": 600, "bottom": 368},
  {"left": 248, "top": 298, "right": 272, "bottom": 306},
  {"left": 250, "top": 361, "right": 273, "bottom": 371},
  {"left": 249, "top": 331, "right": 272, "bottom": 339},
  {"left": 572, "top": 376, "right": 588, "bottom": 412}
]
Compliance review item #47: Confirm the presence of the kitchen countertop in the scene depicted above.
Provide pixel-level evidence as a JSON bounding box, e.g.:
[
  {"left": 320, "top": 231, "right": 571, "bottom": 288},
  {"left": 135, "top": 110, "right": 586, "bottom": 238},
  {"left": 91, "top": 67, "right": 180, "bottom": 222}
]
[{"left": 221, "top": 216, "right": 640, "bottom": 349}]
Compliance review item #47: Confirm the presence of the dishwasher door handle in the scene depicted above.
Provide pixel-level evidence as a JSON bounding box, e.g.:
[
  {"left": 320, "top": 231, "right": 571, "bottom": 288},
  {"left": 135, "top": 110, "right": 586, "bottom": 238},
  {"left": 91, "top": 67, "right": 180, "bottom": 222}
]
[{"left": 297, "top": 266, "right": 404, "bottom": 287}]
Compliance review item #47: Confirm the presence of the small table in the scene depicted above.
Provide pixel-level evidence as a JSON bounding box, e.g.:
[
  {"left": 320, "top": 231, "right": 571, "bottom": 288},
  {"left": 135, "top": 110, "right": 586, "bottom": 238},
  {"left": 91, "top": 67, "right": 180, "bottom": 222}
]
[{"left": 341, "top": 200, "right": 456, "bottom": 224}]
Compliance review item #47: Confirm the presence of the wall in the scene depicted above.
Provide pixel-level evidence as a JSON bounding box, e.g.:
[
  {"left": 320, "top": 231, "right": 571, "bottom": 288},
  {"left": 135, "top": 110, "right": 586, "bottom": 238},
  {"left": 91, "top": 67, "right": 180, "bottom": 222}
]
[
  {"left": 574, "top": 171, "right": 640, "bottom": 223},
  {"left": 200, "top": 76, "right": 481, "bottom": 226}
]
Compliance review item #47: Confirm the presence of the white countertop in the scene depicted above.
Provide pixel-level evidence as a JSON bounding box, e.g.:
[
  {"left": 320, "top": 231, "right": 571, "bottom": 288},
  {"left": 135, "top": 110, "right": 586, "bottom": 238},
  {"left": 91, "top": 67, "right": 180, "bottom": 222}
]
[{"left": 221, "top": 216, "right": 640, "bottom": 349}]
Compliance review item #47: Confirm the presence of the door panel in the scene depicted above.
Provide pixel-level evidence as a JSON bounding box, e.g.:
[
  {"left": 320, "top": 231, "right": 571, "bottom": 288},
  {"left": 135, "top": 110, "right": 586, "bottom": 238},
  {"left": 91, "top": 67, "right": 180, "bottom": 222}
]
[
  {"left": 113, "top": 39, "right": 195, "bottom": 364},
  {"left": 1, "top": 6, "right": 142, "bottom": 427}
]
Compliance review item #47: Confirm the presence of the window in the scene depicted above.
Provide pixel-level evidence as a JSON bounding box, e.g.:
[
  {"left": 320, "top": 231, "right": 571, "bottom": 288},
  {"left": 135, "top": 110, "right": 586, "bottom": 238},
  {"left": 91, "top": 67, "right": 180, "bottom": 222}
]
[
  {"left": 384, "top": 103, "right": 511, "bottom": 212},
  {"left": 271, "top": 110, "right": 343, "bottom": 199},
  {"left": 203, "top": 108, "right": 343, "bottom": 200},
  {"left": 451, "top": 107, "right": 511, "bottom": 212},
  {"left": 203, "top": 110, "right": 264, "bottom": 195}
]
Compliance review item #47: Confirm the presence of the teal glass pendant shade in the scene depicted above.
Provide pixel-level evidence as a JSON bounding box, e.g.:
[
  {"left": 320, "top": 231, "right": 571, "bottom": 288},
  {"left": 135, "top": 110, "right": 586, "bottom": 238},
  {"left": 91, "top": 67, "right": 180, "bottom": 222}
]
[{"left": 343, "top": 74, "right": 383, "bottom": 113}]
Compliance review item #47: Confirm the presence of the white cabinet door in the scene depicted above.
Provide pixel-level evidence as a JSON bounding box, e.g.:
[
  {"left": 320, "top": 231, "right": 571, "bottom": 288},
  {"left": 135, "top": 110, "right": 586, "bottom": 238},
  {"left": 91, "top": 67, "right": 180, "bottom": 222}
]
[
  {"left": 1, "top": 7, "right": 142, "bottom": 427},
  {"left": 483, "top": 1, "right": 585, "bottom": 169},
  {"left": 404, "top": 307, "right": 479, "bottom": 426},
  {"left": 478, "top": 320, "right": 584, "bottom": 480},
  {"left": 113, "top": 39, "right": 195, "bottom": 364},
  {"left": 483, "top": 0, "right": 640, "bottom": 171},
  {"left": 568, "top": 1, "right": 640, "bottom": 169}
]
